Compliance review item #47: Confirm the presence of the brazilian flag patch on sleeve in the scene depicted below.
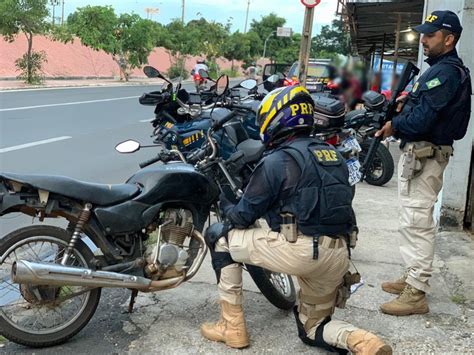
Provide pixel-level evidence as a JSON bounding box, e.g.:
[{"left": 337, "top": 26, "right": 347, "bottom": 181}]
[{"left": 425, "top": 78, "right": 442, "bottom": 90}]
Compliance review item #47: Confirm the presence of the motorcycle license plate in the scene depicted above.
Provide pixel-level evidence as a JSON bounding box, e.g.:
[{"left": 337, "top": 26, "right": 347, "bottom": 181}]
[
  {"left": 346, "top": 157, "right": 362, "bottom": 186},
  {"left": 342, "top": 136, "right": 362, "bottom": 153}
]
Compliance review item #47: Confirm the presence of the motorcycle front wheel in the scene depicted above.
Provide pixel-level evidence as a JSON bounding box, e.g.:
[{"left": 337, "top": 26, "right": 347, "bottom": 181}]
[
  {"left": 246, "top": 264, "right": 296, "bottom": 310},
  {"left": 360, "top": 139, "right": 395, "bottom": 186},
  {"left": 0, "top": 225, "right": 101, "bottom": 348}
]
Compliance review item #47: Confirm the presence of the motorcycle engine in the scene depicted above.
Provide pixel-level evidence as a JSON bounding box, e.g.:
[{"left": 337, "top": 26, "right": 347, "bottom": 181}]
[{"left": 144, "top": 209, "right": 195, "bottom": 280}]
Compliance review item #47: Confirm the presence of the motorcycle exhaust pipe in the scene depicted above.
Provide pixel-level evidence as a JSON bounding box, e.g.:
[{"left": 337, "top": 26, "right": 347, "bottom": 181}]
[{"left": 11, "top": 260, "right": 183, "bottom": 291}]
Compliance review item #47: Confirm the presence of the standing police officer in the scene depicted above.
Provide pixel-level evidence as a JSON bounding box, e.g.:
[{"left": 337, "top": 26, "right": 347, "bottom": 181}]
[
  {"left": 201, "top": 86, "right": 392, "bottom": 354},
  {"left": 376, "top": 10, "right": 471, "bottom": 316}
]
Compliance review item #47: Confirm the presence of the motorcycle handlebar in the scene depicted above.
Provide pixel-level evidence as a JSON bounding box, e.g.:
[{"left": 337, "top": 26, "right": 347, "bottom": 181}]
[{"left": 139, "top": 155, "right": 162, "bottom": 169}]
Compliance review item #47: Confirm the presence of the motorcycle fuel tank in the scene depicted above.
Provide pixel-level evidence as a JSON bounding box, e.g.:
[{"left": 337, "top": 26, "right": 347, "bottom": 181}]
[{"left": 127, "top": 162, "right": 219, "bottom": 206}]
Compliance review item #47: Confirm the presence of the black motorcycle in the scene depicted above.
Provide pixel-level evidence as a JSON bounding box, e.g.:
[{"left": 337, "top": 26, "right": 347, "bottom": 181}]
[
  {"left": 0, "top": 75, "right": 295, "bottom": 348},
  {"left": 344, "top": 91, "right": 395, "bottom": 186}
]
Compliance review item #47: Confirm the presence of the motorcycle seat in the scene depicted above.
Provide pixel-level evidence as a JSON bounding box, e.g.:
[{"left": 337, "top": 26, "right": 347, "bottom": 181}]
[
  {"left": 236, "top": 139, "right": 265, "bottom": 163},
  {"left": 1, "top": 172, "right": 140, "bottom": 206}
]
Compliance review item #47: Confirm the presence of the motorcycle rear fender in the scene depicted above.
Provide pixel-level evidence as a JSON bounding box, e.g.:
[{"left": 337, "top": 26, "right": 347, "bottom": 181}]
[{"left": 0, "top": 179, "right": 123, "bottom": 263}]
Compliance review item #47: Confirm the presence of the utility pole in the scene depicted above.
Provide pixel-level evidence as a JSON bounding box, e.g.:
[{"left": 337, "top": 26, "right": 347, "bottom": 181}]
[
  {"left": 244, "top": 0, "right": 250, "bottom": 33},
  {"left": 297, "top": 6, "right": 315, "bottom": 87},
  {"left": 61, "top": 0, "right": 65, "bottom": 25},
  {"left": 181, "top": 0, "right": 185, "bottom": 23}
]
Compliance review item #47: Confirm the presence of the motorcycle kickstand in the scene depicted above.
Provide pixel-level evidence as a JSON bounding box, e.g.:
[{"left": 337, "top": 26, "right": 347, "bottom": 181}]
[{"left": 128, "top": 289, "right": 139, "bottom": 313}]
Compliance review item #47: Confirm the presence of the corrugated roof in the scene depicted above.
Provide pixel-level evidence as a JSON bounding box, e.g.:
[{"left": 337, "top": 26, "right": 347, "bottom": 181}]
[{"left": 339, "top": 0, "right": 424, "bottom": 61}]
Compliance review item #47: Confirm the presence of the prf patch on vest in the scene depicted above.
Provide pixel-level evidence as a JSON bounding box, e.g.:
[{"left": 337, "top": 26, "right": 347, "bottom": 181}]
[
  {"left": 312, "top": 148, "right": 341, "bottom": 165},
  {"left": 426, "top": 78, "right": 442, "bottom": 90}
]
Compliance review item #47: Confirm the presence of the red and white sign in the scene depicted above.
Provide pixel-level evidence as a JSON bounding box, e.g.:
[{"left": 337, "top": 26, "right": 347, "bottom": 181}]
[{"left": 300, "top": 0, "right": 321, "bottom": 8}]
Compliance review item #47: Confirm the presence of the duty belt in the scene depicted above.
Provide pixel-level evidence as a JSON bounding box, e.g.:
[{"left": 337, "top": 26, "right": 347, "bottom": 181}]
[
  {"left": 312, "top": 235, "right": 346, "bottom": 260},
  {"left": 404, "top": 141, "right": 452, "bottom": 159}
]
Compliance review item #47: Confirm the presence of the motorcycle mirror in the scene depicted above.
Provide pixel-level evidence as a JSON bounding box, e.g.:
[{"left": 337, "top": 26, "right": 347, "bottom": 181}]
[
  {"left": 143, "top": 66, "right": 161, "bottom": 79},
  {"left": 161, "top": 82, "right": 169, "bottom": 92},
  {"left": 115, "top": 140, "right": 140, "bottom": 153},
  {"left": 215, "top": 75, "right": 229, "bottom": 96},
  {"left": 199, "top": 69, "right": 209, "bottom": 79},
  {"left": 267, "top": 74, "right": 280, "bottom": 83},
  {"left": 239, "top": 79, "right": 257, "bottom": 90}
]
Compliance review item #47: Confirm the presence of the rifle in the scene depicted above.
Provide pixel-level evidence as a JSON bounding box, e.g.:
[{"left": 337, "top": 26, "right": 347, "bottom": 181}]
[{"left": 360, "top": 61, "right": 420, "bottom": 182}]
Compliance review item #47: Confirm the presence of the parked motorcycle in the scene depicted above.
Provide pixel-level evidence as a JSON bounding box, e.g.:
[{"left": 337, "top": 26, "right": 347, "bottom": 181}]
[
  {"left": 140, "top": 66, "right": 276, "bottom": 157},
  {"left": 0, "top": 75, "right": 295, "bottom": 348},
  {"left": 344, "top": 91, "right": 395, "bottom": 186}
]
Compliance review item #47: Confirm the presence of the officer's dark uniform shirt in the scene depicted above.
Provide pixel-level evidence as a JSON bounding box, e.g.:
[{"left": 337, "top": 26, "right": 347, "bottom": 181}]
[
  {"left": 392, "top": 49, "right": 466, "bottom": 146},
  {"left": 224, "top": 146, "right": 301, "bottom": 230},
  {"left": 223, "top": 137, "right": 353, "bottom": 237}
]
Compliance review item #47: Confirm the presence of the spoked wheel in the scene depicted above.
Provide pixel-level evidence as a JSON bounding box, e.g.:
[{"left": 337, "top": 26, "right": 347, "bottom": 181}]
[
  {"left": 0, "top": 225, "right": 101, "bottom": 348},
  {"left": 246, "top": 264, "right": 296, "bottom": 310}
]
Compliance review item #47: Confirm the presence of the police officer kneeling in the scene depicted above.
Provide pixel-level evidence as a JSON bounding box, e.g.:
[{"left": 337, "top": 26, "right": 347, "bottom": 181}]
[{"left": 201, "top": 86, "right": 392, "bottom": 354}]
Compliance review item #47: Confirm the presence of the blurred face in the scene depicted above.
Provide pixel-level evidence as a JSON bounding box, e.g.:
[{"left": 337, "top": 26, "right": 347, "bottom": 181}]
[{"left": 420, "top": 30, "right": 455, "bottom": 58}]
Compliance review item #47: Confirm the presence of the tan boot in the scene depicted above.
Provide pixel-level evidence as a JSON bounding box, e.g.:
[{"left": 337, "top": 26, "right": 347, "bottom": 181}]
[
  {"left": 347, "top": 330, "right": 392, "bottom": 355},
  {"left": 381, "top": 275, "right": 407, "bottom": 295},
  {"left": 380, "top": 285, "right": 429, "bottom": 316},
  {"left": 200, "top": 301, "right": 249, "bottom": 349}
]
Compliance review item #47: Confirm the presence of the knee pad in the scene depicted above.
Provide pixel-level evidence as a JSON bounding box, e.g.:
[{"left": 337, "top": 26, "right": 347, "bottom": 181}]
[
  {"left": 205, "top": 222, "right": 235, "bottom": 282},
  {"left": 292, "top": 307, "right": 348, "bottom": 354},
  {"left": 204, "top": 222, "right": 231, "bottom": 248}
]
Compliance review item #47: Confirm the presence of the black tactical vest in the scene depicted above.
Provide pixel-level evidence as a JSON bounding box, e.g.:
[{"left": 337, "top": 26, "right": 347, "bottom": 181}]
[{"left": 276, "top": 138, "right": 353, "bottom": 237}]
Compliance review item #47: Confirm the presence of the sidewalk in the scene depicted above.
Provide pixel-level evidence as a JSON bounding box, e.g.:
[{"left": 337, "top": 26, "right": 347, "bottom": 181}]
[{"left": 0, "top": 78, "right": 165, "bottom": 91}]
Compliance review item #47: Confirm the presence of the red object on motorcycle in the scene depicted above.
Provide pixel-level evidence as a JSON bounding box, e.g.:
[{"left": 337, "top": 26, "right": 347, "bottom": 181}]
[
  {"left": 327, "top": 80, "right": 339, "bottom": 90},
  {"left": 325, "top": 134, "right": 339, "bottom": 146},
  {"left": 193, "top": 73, "right": 202, "bottom": 81},
  {"left": 283, "top": 77, "right": 299, "bottom": 87}
]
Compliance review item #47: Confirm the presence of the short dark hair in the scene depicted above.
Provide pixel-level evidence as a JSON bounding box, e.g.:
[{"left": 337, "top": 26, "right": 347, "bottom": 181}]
[{"left": 440, "top": 29, "right": 461, "bottom": 46}]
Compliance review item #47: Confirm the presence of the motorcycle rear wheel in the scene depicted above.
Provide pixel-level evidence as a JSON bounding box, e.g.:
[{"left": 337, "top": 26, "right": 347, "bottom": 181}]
[
  {"left": 0, "top": 225, "right": 101, "bottom": 348},
  {"left": 246, "top": 265, "right": 296, "bottom": 310}
]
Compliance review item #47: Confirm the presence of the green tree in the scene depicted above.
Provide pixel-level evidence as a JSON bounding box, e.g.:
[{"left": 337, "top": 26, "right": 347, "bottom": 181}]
[
  {"left": 67, "top": 5, "right": 160, "bottom": 81},
  {"left": 248, "top": 13, "right": 291, "bottom": 61},
  {"left": 273, "top": 33, "right": 301, "bottom": 63},
  {"left": 223, "top": 31, "right": 250, "bottom": 71},
  {"left": 159, "top": 19, "right": 194, "bottom": 79},
  {"left": 0, "top": 0, "right": 50, "bottom": 84},
  {"left": 311, "top": 19, "right": 350, "bottom": 58}
]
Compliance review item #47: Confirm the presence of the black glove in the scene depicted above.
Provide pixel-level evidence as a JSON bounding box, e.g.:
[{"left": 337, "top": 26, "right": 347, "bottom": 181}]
[{"left": 219, "top": 191, "right": 237, "bottom": 218}]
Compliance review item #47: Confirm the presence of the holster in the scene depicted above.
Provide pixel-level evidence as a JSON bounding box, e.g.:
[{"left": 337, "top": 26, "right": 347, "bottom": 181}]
[
  {"left": 335, "top": 271, "right": 361, "bottom": 309},
  {"left": 401, "top": 142, "right": 452, "bottom": 180},
  {"left": 401, "top": 143, "right": 432, "bottom": 180}
]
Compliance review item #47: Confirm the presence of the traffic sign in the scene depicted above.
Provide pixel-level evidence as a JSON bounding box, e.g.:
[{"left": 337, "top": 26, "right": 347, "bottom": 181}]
[
  {"left": 300, "top": 0, "right": 321, "bottom": 8},
  {"left": 276, "top": 27, "right": 293, "bottom": 37}
]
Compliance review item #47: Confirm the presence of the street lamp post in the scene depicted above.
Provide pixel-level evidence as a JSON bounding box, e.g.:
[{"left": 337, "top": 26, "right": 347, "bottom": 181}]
[
  {"left": 262, "top": 31, "right": 276, "bottom": 59},
  {"left": 181, "top": 0, "right": 185, "bottom": 23},
  {"left": 244, "top": 0, "right": 250, "bottom": 33}
]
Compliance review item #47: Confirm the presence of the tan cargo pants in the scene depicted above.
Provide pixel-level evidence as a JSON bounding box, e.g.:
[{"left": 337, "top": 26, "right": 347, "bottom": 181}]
[
  {"left": 215, "top": 226, "right": 359, "bottom": 349},
  {"left": 398, "top": 143, "right": 451, "bottom": 293}
]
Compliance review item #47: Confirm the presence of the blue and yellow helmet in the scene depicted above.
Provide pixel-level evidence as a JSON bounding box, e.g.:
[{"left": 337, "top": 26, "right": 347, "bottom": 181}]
[{"left": 257, "top": 86, "right": 315, "bottom": 145}]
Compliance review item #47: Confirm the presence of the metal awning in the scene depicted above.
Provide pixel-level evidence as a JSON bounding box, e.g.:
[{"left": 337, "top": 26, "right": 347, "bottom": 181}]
[{"left": 338, "top": 0, "right": 424, "bottom": 62}]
